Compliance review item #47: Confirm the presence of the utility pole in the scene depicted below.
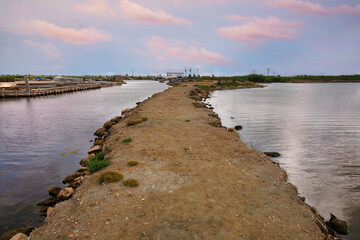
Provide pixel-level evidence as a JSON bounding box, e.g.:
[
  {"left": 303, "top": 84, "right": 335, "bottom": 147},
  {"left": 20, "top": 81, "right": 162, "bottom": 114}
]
[
  {"left": 24, "top": 75, "right": 30, "bottom": 95},
  {"left": 189, "top": 68, "right": 192, "bottom": 76},
  {"left": 267, "top": 68, "right": 270, "bottom": 77},
  {"left": 197, "top": 68, "right": 199, "bottom": 76}
]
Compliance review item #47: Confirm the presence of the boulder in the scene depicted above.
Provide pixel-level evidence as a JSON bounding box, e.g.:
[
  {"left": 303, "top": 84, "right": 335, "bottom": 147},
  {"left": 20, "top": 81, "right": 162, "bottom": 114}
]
[
  {"left": 46, "top": 207, "right": 54, "bottom": 217},
  {"left": 103, "top": 120, "right": 113, "bottom": 131},
  {"left": 95, "top": 137, "right": 102, "bottom": 141},
  {"left": 79, "top": 157, "right": 90, "bottom": 167},
  {"left": 110, "top": 117, "right": 119, "bottom": 124},
  {"left": 36, "top": 197, "right": 58, "bottom": 207},
  {"left": 326, "top": 213, "right": 349, "bottom": 235},
  {"left": 48, "top": 186, "right": 62, "bottom": 197},
  {"left": 209, "top": 121, "right": 222, "bottom": 128},
  {"left": 94, "top": 128, "right": 106, "bottom": 137},
  {"left": 235, "top": 125, "right": 243, "bottom": 130},
  {"left": 77, "top": 167, "right": 87, "bottom": 173},
  {"left": 68, "top": 176, "right": 84, "bottom": 189},
  {"left": 88, "top": 145, "right": 102, "bottom": 155},
  {"left": 193, "top": 101, "right": 205, "bottom": 108},
  {"left": 94, "top": 139, "right": 104, "bottom": 146},
  {"left": 57, "top": 187, "right": 74, "bottom": 201},
  {"left": 62, "top": 172, "right": 85, "bottom": 184},
  {"left": 208, "top": 113, "right": 219, "bottom": 118},
  {"left": 264, "top": 152, "right": 281, "bottom": 158},
  {"left": 121, "top": 108, "right": 131, "bottom": 115},
  {"left": 10, "top": 233, "right": 27, "bottom": 240}
]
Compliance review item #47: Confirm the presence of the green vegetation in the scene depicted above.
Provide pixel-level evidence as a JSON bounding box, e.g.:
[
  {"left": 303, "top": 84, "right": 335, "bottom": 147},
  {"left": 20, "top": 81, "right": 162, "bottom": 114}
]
[
  {"left": 122, "top": 137, "right": 133, "bottom": 143},
  {"left": 127, "top": 117, "right": 148, "bottom": 126},
  {"left": 195, "top": 81, "right": 257, "bottom": 90},
  {"left": 187, "top": 74, "right": 360, "bottom": 84},
  {"left": 123, "top": 178, "right": 139, "bottom": 187},
  {"left": 127, "top": 161, "right": 139, "bottom": 166},
  {"left": 99, "top": 171, "right": 123, "bottom": 183},
  {"left": 87, "top": 152, "right": 110, "bottom": 173}
]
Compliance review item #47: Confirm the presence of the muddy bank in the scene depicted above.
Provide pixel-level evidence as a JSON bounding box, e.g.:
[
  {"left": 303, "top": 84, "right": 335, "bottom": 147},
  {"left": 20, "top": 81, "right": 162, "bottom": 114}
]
[{"left": 24, "top": 83, "right": 331, "bottom": 239}]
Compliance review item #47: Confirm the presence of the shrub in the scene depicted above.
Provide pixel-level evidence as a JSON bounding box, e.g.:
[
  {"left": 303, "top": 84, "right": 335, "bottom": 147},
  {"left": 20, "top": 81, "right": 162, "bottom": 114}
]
[
  {"left": 127, "top": 117, "right": 148, "bottom": 126},
  {"left": 228, "top": 128, "right": 235, "bottom": 132},
  {"left": 127, "top": 120, "right": 143, "bottom": 126},
  {"left": 185, "top": 119, "right": 191, "bottom": 122},
  {"left": 99, "top": 171, "right": 123, "bottom": 183},
  {"left": 127, "top": 161, "right": 139, "bottom": 166},
  {"left": 122, "top": 137, "right": 133, "bottom": 143},
  {"left": 123, "top": 178, "right": 139, "bottom": 187},
  {"left": 87, "top": 152, "right": 110, "bottom": 173}
]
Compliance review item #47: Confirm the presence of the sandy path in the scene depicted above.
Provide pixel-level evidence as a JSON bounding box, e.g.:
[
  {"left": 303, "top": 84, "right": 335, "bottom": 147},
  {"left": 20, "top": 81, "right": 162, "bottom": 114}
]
[{"left": 30, "top": 84, "right": 323, "bottom": 240}]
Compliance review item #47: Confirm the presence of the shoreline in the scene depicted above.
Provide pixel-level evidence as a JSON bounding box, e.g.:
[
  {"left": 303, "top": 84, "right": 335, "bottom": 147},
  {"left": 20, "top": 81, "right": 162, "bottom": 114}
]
[{"left": 3, "top": 82, "right": 339, "bottom": 239}]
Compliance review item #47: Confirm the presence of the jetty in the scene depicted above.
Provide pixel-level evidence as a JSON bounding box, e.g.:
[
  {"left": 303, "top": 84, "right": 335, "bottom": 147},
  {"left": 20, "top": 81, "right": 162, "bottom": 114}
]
[
  {"left": 29, "top": 83, "right": 324, "bottom": 239},
  {"left": 0, "top": 83, "right": 101, "bottom": 98}
]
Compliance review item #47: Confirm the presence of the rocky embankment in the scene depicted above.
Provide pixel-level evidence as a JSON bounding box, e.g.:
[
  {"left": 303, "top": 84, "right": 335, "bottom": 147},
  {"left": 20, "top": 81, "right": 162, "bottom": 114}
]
[{"left": 5, "top": 82, "right": 348, "bottom": 240}]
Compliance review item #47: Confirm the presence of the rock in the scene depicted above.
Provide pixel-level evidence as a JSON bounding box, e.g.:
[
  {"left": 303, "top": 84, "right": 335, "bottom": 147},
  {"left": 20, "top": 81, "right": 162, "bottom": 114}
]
[
  {"left": 94, "top": 139, "right": 104, "bottom": 146},
  {"left": 46, "top": 207, "right": 54, "bottom": 217},
  {"left": 95, "top": 137, "right": 102, "bottom": 141},
  {"left": 193, "top": 101, "right": 205, "bottom": 108},
  {"left": 103, "top": 120, "right": 113, "bottom": 131},
  {"left": 62, "top": 172, "right": 85, "bottom": 184},
  {"left": 326, "top": 213, "right": 349, "bottom": 235},
  {"left": 89, "top": 140, "right": 93, "bottom": 142},
  {"left": 48, "top": 186, "right": 62, "bottom": 197},
  {"left": 298, "top": 196, "right": 305, "bottom": 202},
  {"left": 10, "top": 233, "right": 27, "bottom": 240},
  {"left": 264, "top": 152, "right": 281, "bottom": 158},
  {"left": 68, "top": 176, "right": 84, "bottom": 189},
  {"left": 121, "top": 108, "right": 131, "bottom": 115},
  {"left": 77, "top": 167, "right": 87, "bottom": 173},
  {"left": 208, "top": 113, "right": 219, "bottom": 118},
  {"left": 94, "top": 127, "right": 106, "bottom": 137},
  {"left": 79, "top": 157, "right": 90, "bottom": 167},
  {"left": 209, "top": 121, "right": 222, "bottom": 128},
  {"left": 111, "top": 117, "right": 120, "bottom": 124},
  {"left": 57, "top": 187, "right": 74, "bottom": 200},
  {"left": 88, "top": 145, "right": 102, "bottom": 155},
  {"left": 40, "top": 206, "right": 49, "bottom": 213},
  {"left": 36, "top": 197, "right": 58, "bottom": 207},
  {"left": 235, "top": 125, "right": 243, "bottom": 130}
]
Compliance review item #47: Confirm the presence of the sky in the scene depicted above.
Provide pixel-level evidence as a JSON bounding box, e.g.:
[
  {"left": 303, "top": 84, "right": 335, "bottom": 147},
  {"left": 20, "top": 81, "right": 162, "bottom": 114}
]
[{"left": 0, "top": 0, "right": 359, "bottom": 76}]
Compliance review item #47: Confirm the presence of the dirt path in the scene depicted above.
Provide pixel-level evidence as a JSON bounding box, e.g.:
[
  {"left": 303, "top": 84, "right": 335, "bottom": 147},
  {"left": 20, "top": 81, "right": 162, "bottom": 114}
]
[{"left": 30, "top": 84, "right": 323, "bottom": 240}]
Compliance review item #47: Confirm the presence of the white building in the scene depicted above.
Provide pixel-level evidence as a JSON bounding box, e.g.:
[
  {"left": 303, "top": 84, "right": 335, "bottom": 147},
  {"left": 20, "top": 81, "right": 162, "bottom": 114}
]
[{"left": 166, "top": 72, "right": 184, "bottom": 79}]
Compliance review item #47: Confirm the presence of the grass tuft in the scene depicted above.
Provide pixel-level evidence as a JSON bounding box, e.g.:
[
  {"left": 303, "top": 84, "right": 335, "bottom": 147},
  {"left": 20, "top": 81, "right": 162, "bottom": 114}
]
[
  {"left": 122, "top": 137, "right": 133, "bottom": 143},
  {"left": 228, "top": 128, "right": 235, "bottom": 132},
  {"left": 99, "top": 171, "right": 123, "bottom": 184},
  {"left": 123, "top": 178, "right": 139, "bottom": 187},
  {"left": 127, "top": 117, "right": 148, "bottom": 126},
  {"left": 185, "top": 119, "right": 191, "bottom": 122},
  {"left": 127, "top": 161, "right": 139, "bottom": 166},
  {"left": 87, "top": 152, "right": 110, "bottom": 173}
]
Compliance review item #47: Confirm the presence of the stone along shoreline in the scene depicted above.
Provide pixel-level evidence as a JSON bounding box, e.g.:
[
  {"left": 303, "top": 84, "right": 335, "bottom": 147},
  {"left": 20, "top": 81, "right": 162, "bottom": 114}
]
[{"left": 27, "top": 83, "right": 326, "bottom": 239}]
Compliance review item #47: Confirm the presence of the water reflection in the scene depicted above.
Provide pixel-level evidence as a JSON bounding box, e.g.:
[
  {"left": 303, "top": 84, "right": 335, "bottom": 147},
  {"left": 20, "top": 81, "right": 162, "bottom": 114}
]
[
  {"left": 206, "top": 83, "right": 360, "bottom": 240},
  {"left": 0, "top": 80, "right": 169, "bottom": 235}
]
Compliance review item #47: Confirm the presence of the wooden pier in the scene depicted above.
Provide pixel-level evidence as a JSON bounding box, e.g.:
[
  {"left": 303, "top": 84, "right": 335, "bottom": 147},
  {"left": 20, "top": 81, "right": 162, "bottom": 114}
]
[{"left": 0, "top": 83, "right": 101, "bottom": 98}]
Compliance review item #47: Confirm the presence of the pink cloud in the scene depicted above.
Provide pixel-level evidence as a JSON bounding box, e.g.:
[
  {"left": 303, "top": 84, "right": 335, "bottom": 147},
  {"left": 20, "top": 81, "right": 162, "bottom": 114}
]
[
  {"left": 119, "top": 0, "right": 192, "bottom": 25},
  {"left": 143, "top": 36, "right": 231, "bottom": 65},
  {"left": 23, "top": 39, "right": 61, "bottom": 58},
  {"left": 26, "top": 20, "right": 111, "bottom": 45},
  {"left": 218, "top": 16, "right": 304, "bottom": 44},
  {"left": 268, "top": 0, "right": 360, "bottom": 15},
  {"left": 74, "top": 0, "right": 116, "bottom": 17}
]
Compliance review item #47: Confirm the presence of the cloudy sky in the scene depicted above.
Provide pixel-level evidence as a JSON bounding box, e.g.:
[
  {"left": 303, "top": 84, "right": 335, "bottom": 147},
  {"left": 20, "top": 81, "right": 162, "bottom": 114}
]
[{"left": 0, "top": 0, "right": 359, "bottom": 76}]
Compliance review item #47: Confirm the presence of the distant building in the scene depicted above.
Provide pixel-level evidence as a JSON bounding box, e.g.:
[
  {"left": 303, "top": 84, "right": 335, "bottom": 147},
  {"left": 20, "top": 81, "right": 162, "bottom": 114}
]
[{"left": 166, "top": 72, "right": 184, "bottom": 79}]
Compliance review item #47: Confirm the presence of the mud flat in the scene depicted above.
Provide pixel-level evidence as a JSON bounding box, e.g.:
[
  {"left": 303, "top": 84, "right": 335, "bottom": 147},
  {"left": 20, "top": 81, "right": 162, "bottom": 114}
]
[{"left": 29, "top": 83, "right": 325, "bottom": 239}]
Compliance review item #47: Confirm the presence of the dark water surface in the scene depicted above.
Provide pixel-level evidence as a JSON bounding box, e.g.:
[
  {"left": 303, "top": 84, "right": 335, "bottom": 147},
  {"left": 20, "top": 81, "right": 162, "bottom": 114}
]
[
  {"left": 0, "top": 80, "right": 169, "bottom": 235},
  {"left": 206, "top": 83, "right": 360, "bottom": 240}
]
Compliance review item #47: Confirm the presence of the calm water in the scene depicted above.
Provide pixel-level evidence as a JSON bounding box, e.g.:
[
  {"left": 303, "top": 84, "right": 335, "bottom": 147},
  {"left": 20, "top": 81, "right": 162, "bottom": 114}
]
[
  {"left": 207, "top": 83, "right": 360, "bottom": 240},
  {"left": 0, "top": 80, "right": 169, "bottom": 235}
]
